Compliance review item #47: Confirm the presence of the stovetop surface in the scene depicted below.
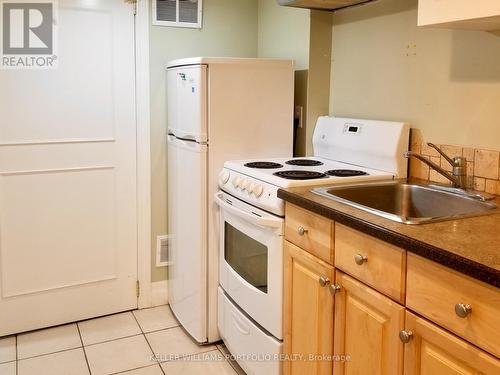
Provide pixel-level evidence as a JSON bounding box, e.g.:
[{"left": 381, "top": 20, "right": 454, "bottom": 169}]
[{"left": 225, "top": 157, "right": 395, "bottom": 188}]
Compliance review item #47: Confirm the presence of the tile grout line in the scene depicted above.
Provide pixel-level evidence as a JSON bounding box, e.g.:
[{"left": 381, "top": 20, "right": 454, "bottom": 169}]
[
  {"left": 107, "top": 363, "right": 163, "bottom": 375},
  {"left": 131, "top": 309, "right": 166, "bottom": 375},
  {"left": 15, "top": 335, "right": 18, "bottom": 375},
  {"left": 82, "top": 332, "right": 144, "bottom": 349},
  {"left": 216, "top": 346, "right": 240, "bottom": 375},
  {"left": 15, "top": 345, "right": 83, "bottom": 363},
  {"left": 76, "top": 323, "right": 92, "bottom": 375}
]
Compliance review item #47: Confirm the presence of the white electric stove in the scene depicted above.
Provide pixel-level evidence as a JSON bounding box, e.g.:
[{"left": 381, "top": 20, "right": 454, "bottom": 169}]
[
  {"left": 219, "top": 157, "right": 394, "bottom": 216},
  {"left": 215, "top": 116, "right": 410, "bottom": 375}
]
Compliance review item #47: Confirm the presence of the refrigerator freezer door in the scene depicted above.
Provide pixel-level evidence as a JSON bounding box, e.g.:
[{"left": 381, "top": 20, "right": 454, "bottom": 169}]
[
  {"left": 167, "top": 135, "right": 209, "bottom": 343},
  {"left": 167, "top": 65, "right": 208, "bottom": 143}
]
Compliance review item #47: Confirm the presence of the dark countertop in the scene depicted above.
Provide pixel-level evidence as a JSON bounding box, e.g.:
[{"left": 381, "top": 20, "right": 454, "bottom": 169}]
[{"left": 278, "top": 183, "right": 500, "bottom": 288}]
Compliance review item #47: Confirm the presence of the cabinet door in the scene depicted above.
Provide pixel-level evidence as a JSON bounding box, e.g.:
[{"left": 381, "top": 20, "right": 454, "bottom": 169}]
[
  {"left": 403, "top": 311, "right": 500, "bottom": 374},
  {"left": 283, "top": 241, "right": 334, "bottom": 375},
  {"left": 418, "top": 0, "right": 500, "bottom": 31},
  {"left": 334, "top": 271, "right": 405, "bottom": 375}
]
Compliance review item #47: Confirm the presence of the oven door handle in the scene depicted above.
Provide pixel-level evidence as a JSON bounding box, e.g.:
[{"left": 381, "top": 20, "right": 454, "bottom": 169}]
[{"left": 214, "top": 192, "right": 283, "bottom": 229}]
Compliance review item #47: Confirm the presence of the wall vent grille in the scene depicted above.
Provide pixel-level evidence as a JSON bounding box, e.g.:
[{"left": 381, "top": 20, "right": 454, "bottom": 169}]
[{"left": 156, "top": 235, "right": 170, "bottom": 267}]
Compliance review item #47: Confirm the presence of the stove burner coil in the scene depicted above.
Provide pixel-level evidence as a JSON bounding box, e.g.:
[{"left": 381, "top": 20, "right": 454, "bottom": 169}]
[
  {"left": 285, "top": 159, "right": 324, "bottom": 167},
  {"left": 274, "top": 170, "right": 327, "bottom": 180},
  {"left": 325, "top": 169, "right": 369, "bottom": 177},
  {"left": 244, "top": 162, "right": 284, "bottom": 169}
]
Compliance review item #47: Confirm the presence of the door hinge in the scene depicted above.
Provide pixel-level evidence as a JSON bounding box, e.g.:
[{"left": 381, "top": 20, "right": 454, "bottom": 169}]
[
  {"left": 136, "top": 280, "right": 140, "bottom": 298},
  {"left": 125, "top": 0, "right": 137, "bottom": 15}
]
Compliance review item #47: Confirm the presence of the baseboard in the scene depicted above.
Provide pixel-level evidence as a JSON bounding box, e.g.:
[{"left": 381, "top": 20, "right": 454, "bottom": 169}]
[{"left": 151, "top": 280, "right": 168, "bottom": 307}]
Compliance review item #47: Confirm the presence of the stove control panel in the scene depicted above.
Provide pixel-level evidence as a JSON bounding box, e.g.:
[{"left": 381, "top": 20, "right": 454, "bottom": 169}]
[{"left": 217, "top": 168, "right": 284, "bottom": 216}]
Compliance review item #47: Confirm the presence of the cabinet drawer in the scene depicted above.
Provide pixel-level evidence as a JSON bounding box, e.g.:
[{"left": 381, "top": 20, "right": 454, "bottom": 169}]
[
  {"left": 285, "top": 204, "right": 333, "bottom": 264},
  {"left": 407, "top": 254, "right": 500, "bottom": 357},
  {"left": 334, "top": 223, "right": 406, "bottom": 303}
]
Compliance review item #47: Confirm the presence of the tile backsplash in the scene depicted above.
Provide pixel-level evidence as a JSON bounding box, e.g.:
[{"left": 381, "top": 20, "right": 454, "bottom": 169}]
[{"left": 409, "top": 136, "right": 500, "bottom": 196}]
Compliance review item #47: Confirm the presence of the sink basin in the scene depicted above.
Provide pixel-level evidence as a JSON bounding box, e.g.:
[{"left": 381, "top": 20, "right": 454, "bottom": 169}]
[{"left": 312, "top": 181, "right": 498, "bottom": 224}]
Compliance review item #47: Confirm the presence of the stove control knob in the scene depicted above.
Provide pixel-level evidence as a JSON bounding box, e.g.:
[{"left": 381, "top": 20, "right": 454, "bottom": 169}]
[
  {"left": 253, "top": 184, "right": 264, "bottom": 198},
  {"left": 232, "top": 176, "right": 241, "bottom": 188},
  {"left": 241, "top": 179, "right": 249, "bottom": 191},
  {"left": 218, "top": 170, "right": 230, "bottom": 185},
  {"left": 249, "top": 182, "right": 256, "bottom": 195}
]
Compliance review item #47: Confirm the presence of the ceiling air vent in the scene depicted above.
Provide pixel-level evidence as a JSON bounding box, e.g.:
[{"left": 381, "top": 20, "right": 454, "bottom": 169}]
[{"left": 277, "top": 0, "right": 373, "bottom": 11}]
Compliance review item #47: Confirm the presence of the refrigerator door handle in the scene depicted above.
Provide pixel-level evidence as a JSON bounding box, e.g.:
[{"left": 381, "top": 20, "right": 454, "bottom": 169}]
[
  {"left": 214, "top": 192, "right": 282, "bottom": 229},
  {"left": 167, "top": 135, "right": 207, "bottom": 152}
]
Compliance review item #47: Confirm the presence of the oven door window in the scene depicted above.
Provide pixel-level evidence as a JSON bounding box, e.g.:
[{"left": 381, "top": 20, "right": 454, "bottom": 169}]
[{"left": 224, "top": 222, "right": 268, "bottom": 294}]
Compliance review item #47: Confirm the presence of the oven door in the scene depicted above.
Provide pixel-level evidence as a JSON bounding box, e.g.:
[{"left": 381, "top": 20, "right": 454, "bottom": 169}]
[{"left": 214, "top": 191, "right": 284, "bottom": 340}]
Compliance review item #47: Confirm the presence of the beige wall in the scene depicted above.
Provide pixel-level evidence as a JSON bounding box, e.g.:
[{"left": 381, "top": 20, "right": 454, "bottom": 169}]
[
  {"left": 329, "top": 0, "right": 500, "bottom": 150},
  {"left": 257, "top": 0, "right": 310, "bottom": 69},
  {"left": 149, "top": 0, "right": 259, "bottom": 282}
]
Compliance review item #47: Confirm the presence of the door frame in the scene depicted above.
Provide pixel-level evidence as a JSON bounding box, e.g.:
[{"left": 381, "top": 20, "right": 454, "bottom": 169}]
[{"left": 135, "top": 0, "right": 153, "bottom": 308}]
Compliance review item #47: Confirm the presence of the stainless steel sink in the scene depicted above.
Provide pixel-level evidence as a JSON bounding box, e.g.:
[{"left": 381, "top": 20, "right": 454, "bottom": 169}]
[{"left": 312, "top": 181, "right": 498, "bottom": 224}]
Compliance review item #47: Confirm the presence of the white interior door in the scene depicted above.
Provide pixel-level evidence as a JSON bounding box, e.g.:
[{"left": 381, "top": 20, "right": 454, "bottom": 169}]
[{"left": 0, "top": 0, "right": 138, "bottom": 336}]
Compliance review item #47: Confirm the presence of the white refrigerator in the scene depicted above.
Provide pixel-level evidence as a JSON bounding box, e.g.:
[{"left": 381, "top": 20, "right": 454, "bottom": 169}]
[{"left": 167, "top": 57, "right": 294, "bottom": 343}]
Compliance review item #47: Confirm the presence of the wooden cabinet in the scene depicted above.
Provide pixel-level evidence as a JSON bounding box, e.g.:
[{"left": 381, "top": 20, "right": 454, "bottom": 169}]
[
  {"left": 333, "top": 271, "right": 405, "bottom": 375},
  {"left": 283, "top": 202, "right": 500, "bottom": 375},
  {"left": 418, "top": 0, "right": 500, "bottom": 31},
  {"left": 407, "top": 253, "right": 500, "bottom": 357},
  {"left": 335, "top": 223, "right": 406, "bottom": 303},
  {"left": 285, "top": 204, "right": 334, "bottom": 264},
  {"left": 283, "top": 240, "right": 334, "bottom": 375},
  {"left": 402, "top": 311, "right": 500, "bottom": 374}
]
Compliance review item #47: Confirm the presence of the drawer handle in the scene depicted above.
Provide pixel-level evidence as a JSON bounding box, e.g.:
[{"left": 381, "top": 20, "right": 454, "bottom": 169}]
[
  {"left": 354, "top": 254, "right": 368, "bottom": 265},
  {"left": 455, "top": 303, "right": 472, "bottom": 318},
  {"left": 230, "top": 311, "right": 250, "bottom": 335},
  {"left": 329, "top": 284, "right": 341, "bottom": 295},
  {"left": 297, "top": 226, "right": 308, "bottom": 236},
  {"left": 399, "top": 330, "right": 413, "bottom": 344},
  {"left": 318, "top": 276, "right": 330, "bottom": 287}
]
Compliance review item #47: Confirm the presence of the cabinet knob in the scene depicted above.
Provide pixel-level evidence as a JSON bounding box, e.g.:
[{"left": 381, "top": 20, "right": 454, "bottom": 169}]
[
  {"left": 318, "top": 276, "right": 330, "bottom": 287},
  {"left": 329, "top": 284, "right": 341, "bottom": 295},
  {"left": 455, "top": 303, "right": 472, "bottom": 318},
  {"left": 297, "top": 226, "right": 308, "bottom": 236},
  {"left": 399, "top": 330, "right": 413, "bottom": 344},
  {"left": 354, "top": 254, "right": 368, "bottom": 265}
]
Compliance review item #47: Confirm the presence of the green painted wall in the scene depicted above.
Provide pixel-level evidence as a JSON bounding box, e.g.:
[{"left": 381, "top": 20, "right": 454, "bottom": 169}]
[
  {"left": 330, "top": 0, "right": 500, "bottom": 149},
  {"left": 257, "top": 0, "right": 310, "bottom": 70},
  {"left": 149, "top": 0, "right": 259, "bottom": 282}
]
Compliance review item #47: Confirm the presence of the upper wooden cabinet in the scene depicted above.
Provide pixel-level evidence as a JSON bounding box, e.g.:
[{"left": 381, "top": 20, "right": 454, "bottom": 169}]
[{"left": 418, "top": 0, "right": 500, "bottom": 31}]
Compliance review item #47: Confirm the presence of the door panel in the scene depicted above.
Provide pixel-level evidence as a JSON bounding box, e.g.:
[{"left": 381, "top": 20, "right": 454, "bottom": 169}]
[
  {"left": 334, "top": 271, "right": 405, "bottom": 375},
  {"left": 0, "top": 0, "right": 137, "bottom": 336},
  {"left": 0, "top": 168, "right": 116, "bottom": 297}
]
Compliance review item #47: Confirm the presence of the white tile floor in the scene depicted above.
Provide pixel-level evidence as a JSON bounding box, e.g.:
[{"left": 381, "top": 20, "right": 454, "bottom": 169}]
[{"left": 0, "top": 305, "right": 245, "bottom": 375}]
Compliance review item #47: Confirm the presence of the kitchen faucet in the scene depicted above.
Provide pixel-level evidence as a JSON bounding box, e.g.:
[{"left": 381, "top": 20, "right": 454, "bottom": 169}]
[
  {"left": 404, "top": 143, "right": 467, "bottom": 189},
  {"left": 404, "top": 143, "right": 494, "bottom": 201}
]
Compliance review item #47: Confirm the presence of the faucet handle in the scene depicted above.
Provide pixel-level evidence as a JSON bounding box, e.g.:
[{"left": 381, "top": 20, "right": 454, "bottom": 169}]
[
  {"left": 453, "top": 156, "right": 467, "bottom": 167},
  {"left": 427, "top": 143, "right": 456, "bottom": 166}
]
